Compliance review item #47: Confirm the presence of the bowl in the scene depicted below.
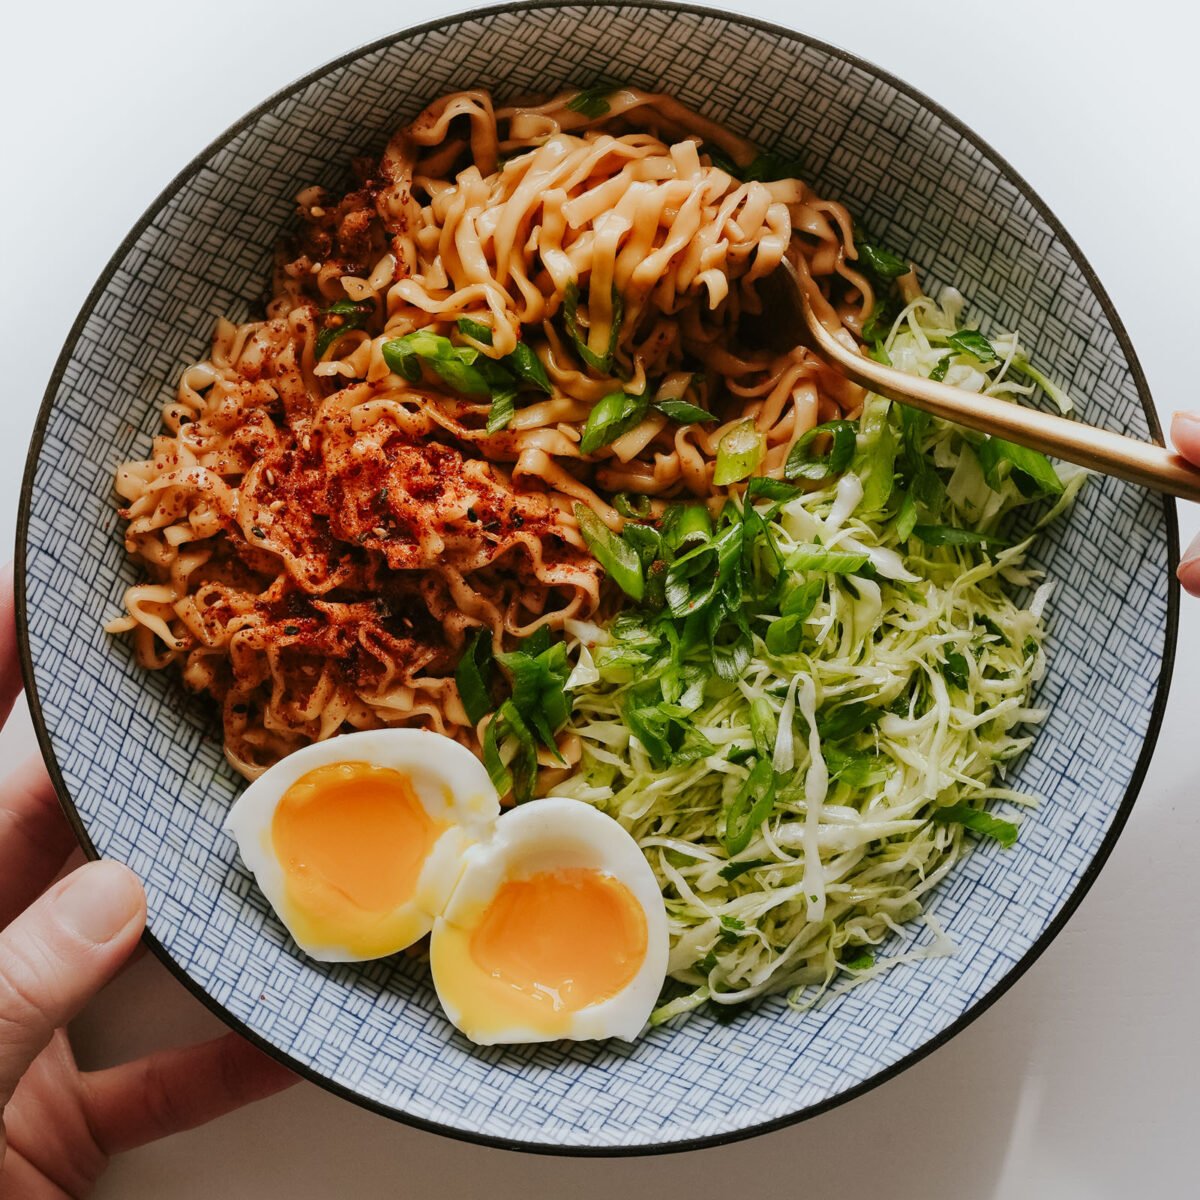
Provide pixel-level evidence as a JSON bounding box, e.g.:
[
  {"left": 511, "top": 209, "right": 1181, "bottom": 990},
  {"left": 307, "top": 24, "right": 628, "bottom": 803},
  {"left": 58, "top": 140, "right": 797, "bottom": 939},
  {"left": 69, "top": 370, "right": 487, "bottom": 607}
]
[{"left": 17, "top": 0, "right": 1178, "bottom": 1153}]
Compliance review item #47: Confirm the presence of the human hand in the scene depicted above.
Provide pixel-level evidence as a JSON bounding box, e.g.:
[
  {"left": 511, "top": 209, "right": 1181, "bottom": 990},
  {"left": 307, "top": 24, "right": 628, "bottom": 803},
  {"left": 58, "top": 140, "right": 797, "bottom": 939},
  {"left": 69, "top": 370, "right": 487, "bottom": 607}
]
[
  {"left": 0, "top": 570, "right": 295, "bottom": 1197},
  {"left": 1174, "top": 413, "right": 1200, "bottom": 595}
]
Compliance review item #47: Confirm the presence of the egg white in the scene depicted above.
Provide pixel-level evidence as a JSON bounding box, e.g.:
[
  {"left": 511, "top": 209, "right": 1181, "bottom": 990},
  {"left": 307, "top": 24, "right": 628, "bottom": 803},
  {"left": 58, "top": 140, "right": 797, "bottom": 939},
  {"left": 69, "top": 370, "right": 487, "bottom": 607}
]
[
  {"left": 223, "top": 728, "right": 500, "bottom": 962},
  {"left": 429, "top": 796, "right": 669, "bottom": 1044}
]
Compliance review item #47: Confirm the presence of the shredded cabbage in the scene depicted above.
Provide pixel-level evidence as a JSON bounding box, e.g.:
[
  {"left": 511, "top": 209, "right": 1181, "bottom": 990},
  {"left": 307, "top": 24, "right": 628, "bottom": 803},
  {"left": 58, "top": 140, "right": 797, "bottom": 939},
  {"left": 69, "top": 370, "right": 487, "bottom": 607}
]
[{"left": 554, "top": 289, "right": 1079, "bottom": 1024}]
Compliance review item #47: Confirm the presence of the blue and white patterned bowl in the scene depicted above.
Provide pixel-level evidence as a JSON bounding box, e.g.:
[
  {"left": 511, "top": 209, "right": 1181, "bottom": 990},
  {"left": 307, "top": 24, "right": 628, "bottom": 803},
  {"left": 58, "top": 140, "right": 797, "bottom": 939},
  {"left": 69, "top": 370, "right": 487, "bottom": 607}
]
[{"left": 17, "top": 0, "right": 1178, "bottom": 1153}]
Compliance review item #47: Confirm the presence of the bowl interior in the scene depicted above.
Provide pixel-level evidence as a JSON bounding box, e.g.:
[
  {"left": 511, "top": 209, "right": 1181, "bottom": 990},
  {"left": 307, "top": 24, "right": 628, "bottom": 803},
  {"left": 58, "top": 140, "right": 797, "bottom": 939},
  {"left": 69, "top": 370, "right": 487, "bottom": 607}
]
[{"left": 20, "top": 1, "right": 1174, "bottom": 1151}]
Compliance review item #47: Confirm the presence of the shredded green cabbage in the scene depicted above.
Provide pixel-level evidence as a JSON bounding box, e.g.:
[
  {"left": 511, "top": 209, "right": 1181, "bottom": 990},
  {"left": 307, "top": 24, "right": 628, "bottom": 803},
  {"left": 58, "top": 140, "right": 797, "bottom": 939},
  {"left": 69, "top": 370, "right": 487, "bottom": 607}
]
[{"left": 554, "top": 288, "right": 1081, "bottom": 1024}]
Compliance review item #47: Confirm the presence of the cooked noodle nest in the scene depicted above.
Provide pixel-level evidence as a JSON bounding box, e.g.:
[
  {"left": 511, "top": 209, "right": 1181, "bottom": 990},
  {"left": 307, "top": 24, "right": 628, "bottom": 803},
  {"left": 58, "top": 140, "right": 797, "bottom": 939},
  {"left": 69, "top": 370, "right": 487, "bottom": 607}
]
[{"left": 110, "top": 86, "right": 878, "bottom": 781}]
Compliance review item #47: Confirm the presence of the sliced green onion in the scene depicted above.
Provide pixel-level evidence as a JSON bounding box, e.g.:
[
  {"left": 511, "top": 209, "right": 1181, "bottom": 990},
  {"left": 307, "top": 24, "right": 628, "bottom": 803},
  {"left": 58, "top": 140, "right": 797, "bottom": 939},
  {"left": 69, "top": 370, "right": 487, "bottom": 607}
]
[
  {"left": 860, "top": 299, "right": 894, "bottom": 345},
  {"left": 563, "top": 281, "right": 623, "bottom": 373},
  {"left": 573, "top": 502, "right": 644, "bottom": 600},
  {"left": 739, "top": 148, "right": 805, "bottom": 182},
  {"left": 825, "top": 747, "right": 887, "bottom": 788},
  {"left": 782, "top": 576, "right": 824, "bottom": 617},
  {"left": 315, "top": 299, "right": 373, "bottom": 358},
  {"left": 621, "top": 522, "right": 663, "bottom": 571},
  {"left": 785, "top": 544, "right": 869, "bottom": 574},
  {"left": 566, "top": 86, "right": 611, "bottom": 118},
  {"left": 723, "top": 758, "right": 777, "bottom": 855},
  {"left": 664, "top": 523, "right": 740, "bottom": 617},
  {"left": 496, "top": 643, "right": 569, "bottom": 759},
  {"left": 455, "top": 316, "right": 494, "bottom": 344},
  {"left": 946, "top": 328, "right": 997, "bottom": 363},
  {"left": 660, "top": 502, "right": 713, "bottom": 553},
  {"left": 455, "top": 316, "right": 552, "bottom": 394},
  {"left": 765, "top": 613, "right": 805, "bottom": 655},
  {"left": 932, "top": 802, "right": 1019, "bottom": 848},
  {"left": 745, "top": 477, "right": 802, "bottom": 505},
  {"left": 623, "top": 702, "right": 673, "bottom": 767},
  {"left": 817, "top": 701, "right": 882, "bottom": 742},
  {"left": 718, "top": 858, "right": 769, "bottom": 882},
  {"left": 579, "top": 391, "right": 648, "bottom": 454},
  {"left": 749, "top": 696, "right": 776, "bottom": 757},
  {"left": 714, "top": 419, "right": 764, "bottom": 486},
  {"left": 454, "top": 628, "right": 495, "bottom": 725},
  {"left": 485, "top": 387, "right": 517, "bottom": 434},
  {"left": 944, "top": 650, "right": 970, "bottom": 689},
  {"left": 856, "top": 242, "right": 910, "bottom": 280},
  {"left": 506, "top": 342, "right": 552, "bottom": 393},
  {"left": 613, "top": 491, "right": 653, "bottom": 519},
  {"left": 840, "top": 948, "right": 875, "bottom": 971},
  {"left": 911, "top": 525, "right": 1009, "bottom": 548},
  {"left": 482, "top": 700, "right": 539, "bottom": 803},
  {"left": 710, "top": 619, "right": 752, "bottom": 681},
  {"left": 655, "top": 399, "right": 715, "bottom": 424},
  {"left": 784, "top": 419, "right": 857, "bottom": 482},
  {"left": 382, "top": 331, "right": 492, "bottom": 395},
  {"left": 894, "top": 489, "right": 919, "bottom": 540},
  {"left": 852, "top": 396, "right": 897, "bottom": 513},
  {"left": 975, "top": 437, "right": 1064, "bottom": 498}
]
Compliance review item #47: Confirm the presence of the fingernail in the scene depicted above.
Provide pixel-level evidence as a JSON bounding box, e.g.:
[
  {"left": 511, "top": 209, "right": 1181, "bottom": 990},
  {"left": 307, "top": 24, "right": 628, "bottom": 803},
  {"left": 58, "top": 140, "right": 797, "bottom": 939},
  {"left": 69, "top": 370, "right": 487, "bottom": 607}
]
[
  {"left": 1183, "top": 531, "right": 1200, "bottom": 568},
  {"left": 1174, "top": 411, "right": 1200, "bottom": 431},
  {"left": 55, "top": 861, "right": 144, "bottom": 944}
]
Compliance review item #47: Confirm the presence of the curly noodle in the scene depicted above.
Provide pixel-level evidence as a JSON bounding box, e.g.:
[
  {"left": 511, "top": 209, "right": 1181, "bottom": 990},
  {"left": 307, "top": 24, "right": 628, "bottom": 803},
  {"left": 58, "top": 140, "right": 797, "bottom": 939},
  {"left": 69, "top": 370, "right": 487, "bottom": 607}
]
[{"left": 109, "top": 88, "right": 872, "bottom": 780}]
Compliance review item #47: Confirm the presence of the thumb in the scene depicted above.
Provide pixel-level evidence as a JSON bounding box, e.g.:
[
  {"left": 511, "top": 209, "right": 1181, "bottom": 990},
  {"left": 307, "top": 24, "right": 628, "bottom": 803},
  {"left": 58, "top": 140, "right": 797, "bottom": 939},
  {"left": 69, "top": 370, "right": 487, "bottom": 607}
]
[
  {"left": 1173, "top": 415, "right": 1200, "bottom": 595},
  {"left": 0, "top": 861, "right": 145, "bottom": 1107},
  {"left": 1171, "top": 411, "right": 1200, "bottom": 467}
]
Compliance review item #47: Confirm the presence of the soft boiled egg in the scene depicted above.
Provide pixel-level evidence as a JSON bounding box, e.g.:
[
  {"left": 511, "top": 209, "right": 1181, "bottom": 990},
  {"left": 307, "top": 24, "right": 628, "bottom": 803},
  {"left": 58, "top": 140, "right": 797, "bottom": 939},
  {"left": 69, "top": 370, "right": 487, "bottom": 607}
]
[
  {"left": 429, "top": 796, "right": 669, "bottom": 1044},
  {"left": 222, "top": 729, "right": 499, "bottom": 962}
]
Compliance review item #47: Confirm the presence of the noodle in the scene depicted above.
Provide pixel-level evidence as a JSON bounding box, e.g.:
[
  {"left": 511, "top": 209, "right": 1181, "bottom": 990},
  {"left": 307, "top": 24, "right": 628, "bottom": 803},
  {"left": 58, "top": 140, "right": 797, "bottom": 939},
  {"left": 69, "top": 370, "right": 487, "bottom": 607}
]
[{"left": 110, "top": 88, "right": 871, "bottom": 780}]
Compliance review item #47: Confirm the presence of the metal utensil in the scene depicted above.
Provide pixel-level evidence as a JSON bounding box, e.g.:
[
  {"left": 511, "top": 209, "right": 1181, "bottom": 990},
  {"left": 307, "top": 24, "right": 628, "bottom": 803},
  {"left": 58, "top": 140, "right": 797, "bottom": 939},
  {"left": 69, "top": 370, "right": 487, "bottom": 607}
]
[{"left": 753, "top": 259, "right": 1200, "bottom": 502}]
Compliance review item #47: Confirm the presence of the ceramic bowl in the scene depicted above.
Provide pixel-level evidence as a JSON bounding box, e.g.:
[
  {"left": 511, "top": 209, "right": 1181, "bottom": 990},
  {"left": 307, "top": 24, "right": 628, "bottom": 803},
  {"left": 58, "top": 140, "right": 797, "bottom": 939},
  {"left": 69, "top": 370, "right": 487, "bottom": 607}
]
[{"left": 18, "top": 0, "right": 1178, "bottom": 1153}]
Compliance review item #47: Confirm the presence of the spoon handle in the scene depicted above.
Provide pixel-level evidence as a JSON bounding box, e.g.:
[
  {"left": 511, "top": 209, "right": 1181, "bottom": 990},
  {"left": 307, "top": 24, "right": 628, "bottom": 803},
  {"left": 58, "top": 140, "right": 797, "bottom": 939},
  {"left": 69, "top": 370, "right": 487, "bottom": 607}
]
[{"left": 801, "top": 296, "right": 1200, "bottom": 503}]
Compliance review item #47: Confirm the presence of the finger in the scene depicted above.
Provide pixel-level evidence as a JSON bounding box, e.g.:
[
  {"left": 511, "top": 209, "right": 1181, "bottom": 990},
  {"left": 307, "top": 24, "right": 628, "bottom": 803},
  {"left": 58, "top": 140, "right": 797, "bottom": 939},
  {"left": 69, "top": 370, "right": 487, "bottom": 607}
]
[
  {"left": 1180, "top": 536, "right": 1200, "bottom": 596},
  {"left": 0, "top": 1148, "right": 63, "bottom": 1200},
  {"left": 5, "top": 1030, "right": 106, "bottom": 1198},
  {"left": 1171, "top": 411, "right": 1200, "bottom": 466},
  {"left": 1173, "top": 415, "right": 1200, "bottom": 593},
  {"left": 0, "top": 562, "right": 22, "bottom": 730},
  {"left": 82, "top": 1031, "right": 297, "bottom": 1154},
  {"left": 0, "top": 757, "right": 78, "bottom": 928},
  {"left": 0, "top": 861, "right": 144, "bottom": 1107}
]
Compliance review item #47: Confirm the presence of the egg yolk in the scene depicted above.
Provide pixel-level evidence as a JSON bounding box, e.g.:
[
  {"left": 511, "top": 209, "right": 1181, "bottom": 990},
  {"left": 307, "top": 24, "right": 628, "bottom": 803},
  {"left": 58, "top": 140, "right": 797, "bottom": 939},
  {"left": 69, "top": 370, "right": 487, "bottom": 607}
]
[
  {"left": 435, "top": 868, "right": 647, "bottom": 1039},
  {"left": 271, "top": 762, "right": 446, "bottom": 958}
]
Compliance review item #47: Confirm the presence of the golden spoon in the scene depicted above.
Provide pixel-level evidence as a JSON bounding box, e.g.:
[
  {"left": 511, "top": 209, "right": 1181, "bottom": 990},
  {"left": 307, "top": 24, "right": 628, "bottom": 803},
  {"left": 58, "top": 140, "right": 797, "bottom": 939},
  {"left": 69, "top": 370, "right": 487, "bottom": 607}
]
[{"left": 755, "top": 258, "right": 1200, "bottom": 502}]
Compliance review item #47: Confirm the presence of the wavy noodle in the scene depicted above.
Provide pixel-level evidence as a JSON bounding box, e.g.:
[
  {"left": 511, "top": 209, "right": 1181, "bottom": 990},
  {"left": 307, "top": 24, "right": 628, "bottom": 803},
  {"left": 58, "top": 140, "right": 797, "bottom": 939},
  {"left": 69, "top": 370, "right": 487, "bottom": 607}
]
[{"left": 111, "top": 87, "right": 872, "bottom": 781}]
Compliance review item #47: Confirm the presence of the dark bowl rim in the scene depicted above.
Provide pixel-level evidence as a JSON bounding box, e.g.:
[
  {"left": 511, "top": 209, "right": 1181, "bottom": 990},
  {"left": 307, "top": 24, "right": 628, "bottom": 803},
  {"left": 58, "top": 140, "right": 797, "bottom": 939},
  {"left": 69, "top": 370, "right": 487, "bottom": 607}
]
[{"left": 15, "top": 0, "right": 1180, "bottom": 1158}]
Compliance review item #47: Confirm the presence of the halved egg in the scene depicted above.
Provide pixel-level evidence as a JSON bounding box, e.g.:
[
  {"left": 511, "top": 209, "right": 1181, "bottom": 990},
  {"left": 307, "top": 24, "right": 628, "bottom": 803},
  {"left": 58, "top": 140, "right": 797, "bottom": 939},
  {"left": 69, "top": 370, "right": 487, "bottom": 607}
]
[
  {"left": 223, "top": 729, "right": 499, "bottom": 962},
  {"left": 429, "top": 797, "right": 669, "bottom": 1044}
]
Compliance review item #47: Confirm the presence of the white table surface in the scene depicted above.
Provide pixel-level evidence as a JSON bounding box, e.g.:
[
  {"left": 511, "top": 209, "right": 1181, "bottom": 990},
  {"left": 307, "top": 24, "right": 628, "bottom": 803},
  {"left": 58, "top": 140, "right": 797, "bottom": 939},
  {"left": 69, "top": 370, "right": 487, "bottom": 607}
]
[{"left": 4, "top": 1, "right": 1197, "bottom": 1195}]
